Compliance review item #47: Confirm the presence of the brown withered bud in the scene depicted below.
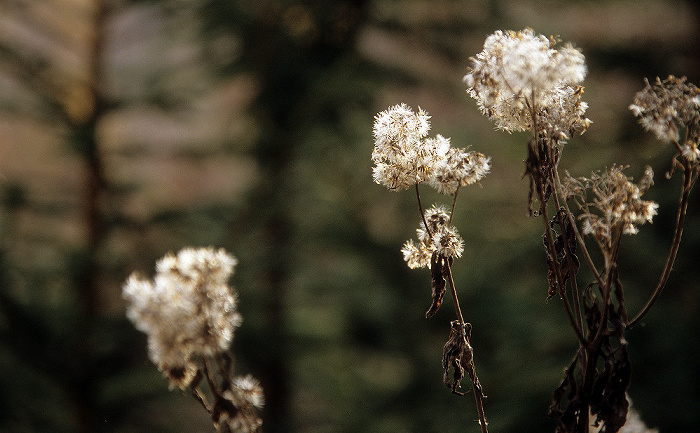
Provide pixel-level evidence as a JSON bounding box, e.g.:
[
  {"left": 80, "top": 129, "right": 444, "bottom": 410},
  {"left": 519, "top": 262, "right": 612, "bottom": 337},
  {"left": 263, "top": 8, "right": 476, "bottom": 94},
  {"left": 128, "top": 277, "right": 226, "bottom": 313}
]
[
  {"left": 442, "top": 320, "right": 473, "bottom": 395},
  {"left": 426, "top": 252, "right": 452, "bottom": 318}
]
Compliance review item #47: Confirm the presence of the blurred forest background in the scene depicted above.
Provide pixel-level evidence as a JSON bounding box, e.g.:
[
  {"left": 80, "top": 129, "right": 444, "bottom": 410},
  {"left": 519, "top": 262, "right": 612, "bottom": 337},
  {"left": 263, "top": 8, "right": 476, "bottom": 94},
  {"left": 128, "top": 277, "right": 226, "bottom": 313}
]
[{"left": 1, "top": 0, "right": 699, "bottom": 432}]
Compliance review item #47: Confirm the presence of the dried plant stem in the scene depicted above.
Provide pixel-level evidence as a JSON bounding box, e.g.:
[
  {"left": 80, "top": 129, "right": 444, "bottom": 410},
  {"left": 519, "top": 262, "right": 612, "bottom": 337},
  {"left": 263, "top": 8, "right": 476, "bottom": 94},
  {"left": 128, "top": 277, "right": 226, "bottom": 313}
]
[
  {"left": 450, "top": 186, "right": 460, "bottom": 225},
  {"left": 529, "top": 99, "right": 584, "bottom": 344},
  {"left": 591, "top": 270, "right": 615, "bottom": 351},
  {"left": 445, "top": 262, "right": 488, "bottom": 433},
  {"left": 568, "top": 267, "right": 583, "bottom": 335},
  {"left": 191, "top": 370, "right": 209, "bottom": 410},
  {"left": 416, "top": 184, "right": 431, "bottom": 236},
  {"left": 445, "top": 262, "right": 465, "bottom": 324},
  {"left": 552, "top": 167, "right": 604, "bottom": 290},
  {"left": 413, "top": 183, "right": 489, "bottom": 432},
  {"left": 628, "top": 164, "right": 695, "bottom": 327},
  {"left": 537, "top": 176, "right": 586, "bottom": 345},
  {"left": 549, "top": 179, "right": 584, "bottom": 333},
  {"left": 468, "top": 368, "right": 489, "bottom": 433}
]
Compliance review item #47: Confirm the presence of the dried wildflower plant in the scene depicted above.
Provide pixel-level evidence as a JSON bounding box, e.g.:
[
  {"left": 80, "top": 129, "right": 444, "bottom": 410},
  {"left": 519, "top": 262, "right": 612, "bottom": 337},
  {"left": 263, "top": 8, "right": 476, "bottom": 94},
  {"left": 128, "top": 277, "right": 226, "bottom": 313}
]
[
  {"left": 562, "top": 165, "right": 658, "bottom": 248},
  {"left": 463, "top": 28, "right": 700, "bottom": 433},
  {"left": 372, "top": 105, "right": 491, "bottom": 432},
  {"left": 123, "top": 247, "right": 263, "bottom": 433}
]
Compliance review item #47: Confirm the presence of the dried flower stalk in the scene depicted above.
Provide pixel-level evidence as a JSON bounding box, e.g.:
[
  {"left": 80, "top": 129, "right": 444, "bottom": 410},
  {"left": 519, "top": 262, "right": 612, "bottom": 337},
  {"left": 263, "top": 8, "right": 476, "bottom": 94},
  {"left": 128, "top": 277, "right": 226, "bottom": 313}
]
[
  {"left": 372, "top": 104, "right": 491, "bottom": 432},
  {"left": 465, "top": 28, "right": 699, "bottom": 433}
]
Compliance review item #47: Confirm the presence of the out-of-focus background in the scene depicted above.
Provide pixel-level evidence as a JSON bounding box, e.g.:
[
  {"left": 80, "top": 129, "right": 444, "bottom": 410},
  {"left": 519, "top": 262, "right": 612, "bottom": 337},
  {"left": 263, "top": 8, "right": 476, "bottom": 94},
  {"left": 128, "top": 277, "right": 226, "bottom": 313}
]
[{"left": 1, "top": 1, "right": 698, "bottom": 432}]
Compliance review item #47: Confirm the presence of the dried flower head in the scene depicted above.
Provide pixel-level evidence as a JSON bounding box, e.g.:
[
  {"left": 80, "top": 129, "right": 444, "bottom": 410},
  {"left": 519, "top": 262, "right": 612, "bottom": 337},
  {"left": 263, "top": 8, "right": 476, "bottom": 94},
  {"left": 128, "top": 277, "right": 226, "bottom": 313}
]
[
  {"left": 538, "top": 85, "right": 592, "bottom": 143},
  {"left": 464, "top": 29, "right": 589, "bottom": 137},
  {"left": 401, "top": 239, "right": 432, "bottom": 269},
  {"left": 123, "top": 247, "right": 242, "bottom": 388},
  {"left": 215, "top": 375, "right": 265, "bottom": 433},
  {"left": 372, "top": 103, "right": 445, "bottom": 190},
  {"left": 401, "top": 205, "right": 464, "bottom": 268},
  {"left": 372, "top": 104, "right": 492, "bottom": 192},
  {"left": 429, "top": 147, "right": 491, "bottom": 195},
  {"left": 563, "top": 166, "right": 658, "bottom": 247},
  {"left": 629, "top": 75, "right": 700, "bottom": 144},
  {"left": 681, "top": 142, "right": 700, "bottom": 162},
  {"left": 420, "top": 204, "right": 451, "bottom": 237}
]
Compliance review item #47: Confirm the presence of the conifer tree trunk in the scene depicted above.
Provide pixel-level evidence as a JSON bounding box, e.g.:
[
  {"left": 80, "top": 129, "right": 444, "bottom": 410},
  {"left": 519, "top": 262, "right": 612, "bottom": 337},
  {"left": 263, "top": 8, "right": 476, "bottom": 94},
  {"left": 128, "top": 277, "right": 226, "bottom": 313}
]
[{"left": 73, "top": 1, "right": 108, "bottom": 431}]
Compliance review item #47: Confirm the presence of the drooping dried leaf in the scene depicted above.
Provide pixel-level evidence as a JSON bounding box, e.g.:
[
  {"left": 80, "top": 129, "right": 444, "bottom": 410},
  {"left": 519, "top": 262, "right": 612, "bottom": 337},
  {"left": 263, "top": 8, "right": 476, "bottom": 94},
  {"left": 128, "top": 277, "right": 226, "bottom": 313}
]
[
  {"left": 442, "top": 320, "right": 473, "bottom": 395},
  {"left": 590, "top": 320, "right": 631, "bottom": 433},
  {"left": 426, "top": 252, "right": 451, "bottom": 318},
  {"left": 549, "top": 356, "right": 581, "bottom": 433}
]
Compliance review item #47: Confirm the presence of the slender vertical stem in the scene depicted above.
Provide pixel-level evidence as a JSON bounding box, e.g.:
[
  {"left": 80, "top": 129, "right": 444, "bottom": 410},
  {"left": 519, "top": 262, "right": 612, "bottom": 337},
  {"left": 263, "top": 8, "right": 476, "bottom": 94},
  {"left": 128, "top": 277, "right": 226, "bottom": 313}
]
[
  {"left": 591, "top": 261, "right": 614, "bottom": 346},
  {"left": 449, "top": 186, "right": 460, "bottom": 225},
  {"left": 415, "top": 184, "right": 431, "bottom": 236},
  {"left": 538, "top": 178, "right": 586, "bottom": 345},
  {"left": 569, "top": 270, "right": 584, "bottom": 337},
  {"left": 445, "top": 262, "right": 487, "bottom": 433},
  {"left": 550, "top": 176, "right": 584, "bottom": 334},
  {"left": 469, "top": 371, "right": 489, "bottom": 433},
  {"left": 445, "top": 261, "right": 464, "bottom": 324}
]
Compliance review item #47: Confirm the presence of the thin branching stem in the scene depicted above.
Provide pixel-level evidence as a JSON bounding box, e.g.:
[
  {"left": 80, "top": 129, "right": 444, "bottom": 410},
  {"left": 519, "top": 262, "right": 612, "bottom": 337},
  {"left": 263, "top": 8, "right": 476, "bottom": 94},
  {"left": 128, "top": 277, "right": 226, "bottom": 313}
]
[
  {"left": 628, "top": 163, "right": 694, "bottom": 327},
  {"left": 190, "top": 369, "right": 209, "bottom": 411},
  {"left": 202, "top": 356, "right": 219, "bottom": 394},
  {"left": 568, "top": 266, "right": 584, "bottom": 336},
  {"left": 538, "top": 179, "right": 586, "bottom": 345},
  {"left": 530, "top": 111, "right": 585, "bottom": 344},
  {"left": 592, "top": 263, "right": 615, "bottom": 346},
  {"left": 614, "top": 271, "right": 628, "bottom": 324}
]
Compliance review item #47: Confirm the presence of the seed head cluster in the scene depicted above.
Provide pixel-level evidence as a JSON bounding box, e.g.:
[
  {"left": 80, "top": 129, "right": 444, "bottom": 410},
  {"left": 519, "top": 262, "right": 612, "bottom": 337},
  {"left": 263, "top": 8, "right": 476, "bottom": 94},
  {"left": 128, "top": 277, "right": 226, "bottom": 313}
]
[
  {"left": 123, "top": 247, "right": 242, "bottom": 388},
  {"left": 402, "top": 205, "right": 464, "bottom": 268},
  {"left": 464, "top": 28, "right": 590, "bottom": 139},
  {"left": 217, "top": 375, "right": 265, "bottom": 433},
  {"left": 372, "top": 104, "right": 490, "bottom": 193},
  {"left": 563, "top": 166, "right": 659, "bottom": 245},
  {"left": 430, "top": 146, "right": 492, "bottom": 195},
  {"left": 629, "top": 75, "right": 700, "bottom": 160}
]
